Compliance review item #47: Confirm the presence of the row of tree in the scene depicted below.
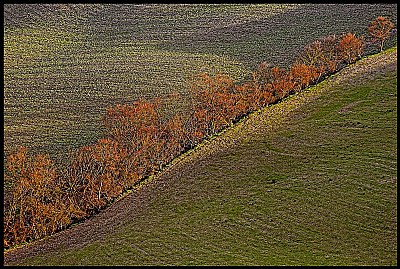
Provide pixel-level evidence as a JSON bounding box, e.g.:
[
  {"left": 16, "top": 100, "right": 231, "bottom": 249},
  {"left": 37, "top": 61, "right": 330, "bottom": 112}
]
[{"left": 4, "top": 16, "right": 396, "bottom": 249}]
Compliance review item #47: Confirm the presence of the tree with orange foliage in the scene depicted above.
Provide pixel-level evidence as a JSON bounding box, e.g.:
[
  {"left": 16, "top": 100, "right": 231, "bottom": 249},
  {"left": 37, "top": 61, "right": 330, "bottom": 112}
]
[
  {"left": 4, "top": 147, "right": 71, "bottom": 247},
  {"left": 165, "top": 113, "right": 187, "bottom": 155},
  {"left": 252, "top": 62, "right": 293, "bottom": 103},
  {"left": 103, "top": 99, "right": 161, "bottom": 153},
  {"left": 289, "top": 63, "right": 319, "bottom": 92},
  {"left": 319, "top": 35, "right": 341, "bottom": 73},
  {"left": 337, "top": 32, "right": 365, "bottom": 64},
  {"left": 189, "top": 72, "right": 237, "bottom": 136},
  {"left": 271, "top": 67, "right": 295, "bottom": 99},
  {"left": 368, "top": 16, "right": 395, "bottom": 52},
  {"left": 296, "top": 35, "right": 344, "bottom": 79},
  {"left": 64, "top": 137, "right": 135, "bottom": 214},
  {"left": 233, "top": 82, "right": 256, "bottom": 113},
  {"left": 296, "top": 40, "right": 326, "bottom": 77}
]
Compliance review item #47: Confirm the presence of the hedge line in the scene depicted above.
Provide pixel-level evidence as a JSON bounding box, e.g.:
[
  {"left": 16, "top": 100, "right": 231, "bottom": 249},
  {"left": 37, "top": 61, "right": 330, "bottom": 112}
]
[{"left": 4, "top": 17, "right": 396, "bottom": 249}]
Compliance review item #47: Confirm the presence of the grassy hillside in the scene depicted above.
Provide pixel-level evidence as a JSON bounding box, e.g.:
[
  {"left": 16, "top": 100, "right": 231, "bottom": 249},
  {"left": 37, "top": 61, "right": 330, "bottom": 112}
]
[
  {"left": 4, "top": 47, "right": 397, "bottom": 266},
  {"left": 3, "top": 4, "right": 397, "bottom": 161}
]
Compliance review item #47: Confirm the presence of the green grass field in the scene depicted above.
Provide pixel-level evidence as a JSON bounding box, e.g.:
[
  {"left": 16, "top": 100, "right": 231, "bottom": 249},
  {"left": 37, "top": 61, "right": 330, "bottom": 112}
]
[
  {"left": 3, "top": 4, "right": 397, "bottom": 161},
  {"left": 6, "top": 47, "right": 397, "bottom": 266}
]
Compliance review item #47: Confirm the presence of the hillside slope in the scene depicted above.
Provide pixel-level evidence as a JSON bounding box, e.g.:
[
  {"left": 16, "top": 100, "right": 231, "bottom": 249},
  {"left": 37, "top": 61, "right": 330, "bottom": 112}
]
[
  {"left": 4, "top": 48, "right": 397, "bottom": 266},
  {"left": 4, "top": 4, "right": 397, "bottom": 161}
]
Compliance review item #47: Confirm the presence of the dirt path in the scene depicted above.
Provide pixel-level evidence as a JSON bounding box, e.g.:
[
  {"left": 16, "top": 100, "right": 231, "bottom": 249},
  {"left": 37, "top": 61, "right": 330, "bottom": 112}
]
[{"left": 3, "top": 48, "right": 397, "bottom": 265}]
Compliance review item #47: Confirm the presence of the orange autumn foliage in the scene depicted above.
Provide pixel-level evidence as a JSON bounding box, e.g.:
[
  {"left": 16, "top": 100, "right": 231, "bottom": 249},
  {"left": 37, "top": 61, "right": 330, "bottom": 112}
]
[
  {"left": 4, "top": 147, "right": 73, "bottom": 247},
  {"left": 368, "top": 16, "right": 395, "bottom": 52},
  {"left": 4, "top": 18, "right": 381, "bottom": 249},
  {"left": 338, "top": 32, "right": 365, "bottom": 64}
]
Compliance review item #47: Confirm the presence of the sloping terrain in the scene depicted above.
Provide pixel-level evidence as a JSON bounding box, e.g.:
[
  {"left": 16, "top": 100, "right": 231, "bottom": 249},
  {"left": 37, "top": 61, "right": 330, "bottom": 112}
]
[
  {"left": 3, "top": 4, "right": 397, "bottom": 161},
  {"left": 4, "top": 47, "right": 397, "bottom": 266}
]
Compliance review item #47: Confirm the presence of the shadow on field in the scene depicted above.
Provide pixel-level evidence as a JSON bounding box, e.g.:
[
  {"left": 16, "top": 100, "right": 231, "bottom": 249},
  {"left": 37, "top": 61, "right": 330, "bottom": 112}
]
[{"left": 158, "top": 3, "right": 397, "bottom": 68}]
